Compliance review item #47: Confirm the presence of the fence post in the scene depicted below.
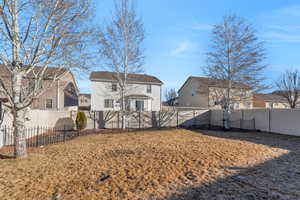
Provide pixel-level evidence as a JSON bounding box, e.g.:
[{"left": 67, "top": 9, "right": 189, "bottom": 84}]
[
  {"left": 253, "top": 118, "right": 256, "bottom": 131},
  {"left": 240, "top": 119, "right": 243, "bottom": 130},
  {"left": 241, "top": 110, "right": 244, "bottom": 129},
  {"left": 63, "top": 125, "right": 66, "bottom": 142},
  {"left": 158, "top": 111, "right": 161, "bottom": 128},
  {"left": 93, "top": 111, "right": 96, "bottom": 130},
  {"left": 193, "top": 110, "right": 196, "bottom": 127},
  {"left": 138, "top": 112, "right": 141, "bottom": 129},
  {"left": 176, "top": 111, "right": 179, "bottom": 128},
  {"left": 36, "top": 126, "right": 39, "bottom": 147},
  {"left": 3, "top": 125, "right": 6, "bottom": 146},
  {"left": 117, "top": 112, "right": 120, "bottom": 129},
  {"left": 268, "top": 109, "right": 271, "bottom": 133},
  {"left": 207, "top": 111, "right": 210, "bottom": 129}
]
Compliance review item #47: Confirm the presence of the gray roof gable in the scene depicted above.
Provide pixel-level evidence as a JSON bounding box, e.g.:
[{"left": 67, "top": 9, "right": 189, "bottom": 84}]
[
  {"left": 90, "top": 71, "right": 163, "bottom": 85},
  {"left": 178, "top": 76, "right": 251, "bottom": 93}
]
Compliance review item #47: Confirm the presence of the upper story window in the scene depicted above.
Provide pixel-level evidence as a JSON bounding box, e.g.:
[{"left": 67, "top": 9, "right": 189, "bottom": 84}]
[
  {"left": 112, "top": 83, "right": 117, "bottom": 92},
  {"left": 240, "top": 89, "right": 246, "bottom": 96},
  {"left": 46, "top": 99, "right": 53, "bottom": 109},
  {"left": 147, "top": 85, "right": 152, "bottom": 93},
  {"left": 104, "top": 99, "right": 114, "bottom": 108}
]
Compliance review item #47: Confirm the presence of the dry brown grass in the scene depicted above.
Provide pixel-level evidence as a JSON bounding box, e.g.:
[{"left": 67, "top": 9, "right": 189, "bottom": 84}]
[{"left": 0, "top": 129, "right": 298, "bottom": 200}]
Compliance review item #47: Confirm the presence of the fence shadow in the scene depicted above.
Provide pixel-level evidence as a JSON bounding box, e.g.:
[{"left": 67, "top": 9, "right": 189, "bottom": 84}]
[
  {"left": 163, "top": 129, "right": 300, "bottom": 200},
  {"left": 0, "top": 154, "right": 14, "bottom": 159},
  {"left": 192, "top": 129, "right": 300, "bottom": 151}
]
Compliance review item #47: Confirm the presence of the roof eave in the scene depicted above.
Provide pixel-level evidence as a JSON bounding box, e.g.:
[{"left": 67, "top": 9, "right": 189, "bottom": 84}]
[{"left": 90, "top": 78, "right": 163, "bottom": 85}]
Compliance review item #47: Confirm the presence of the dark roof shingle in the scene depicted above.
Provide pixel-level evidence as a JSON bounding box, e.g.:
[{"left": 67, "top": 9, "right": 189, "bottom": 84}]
[
  {"left": 254, "top": 93, "right": 288, "bottom": 102},
  {"left": 190, "top": 76, "right": 250, "bottom": 89},
  {"left": 0, "top": 64, "right": 68, "bottom": 79},
  {"left": 179, "top": 76, "right": 251, "bottom": 93},
  {"left": 90, "top": 71, "right": 163, "bottom": 84}
]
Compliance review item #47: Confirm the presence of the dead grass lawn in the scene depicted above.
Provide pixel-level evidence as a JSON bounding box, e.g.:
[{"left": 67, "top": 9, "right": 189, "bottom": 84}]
[{"left": 0, "top": 129, "right": 297, "bottom": 200}]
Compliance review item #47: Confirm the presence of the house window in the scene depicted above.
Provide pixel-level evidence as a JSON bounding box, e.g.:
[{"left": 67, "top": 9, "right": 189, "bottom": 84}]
[
  {"left": 147, "top": 85, "right": 152, "bottom": 93},
  {"left": 240, "top": 89, "right": 246, "bottom": 95},
  {"left": 136, "top": 100, "right": 144, "bottom": 111},
  {"left": 104, "top": 99, "right": 114, "bottom": 108},
  {"left": 46, "top": 99, "right": 53, "bottom": 109},
  {"left": 112, "top": 83, "right": 117, "bottom": 92}
]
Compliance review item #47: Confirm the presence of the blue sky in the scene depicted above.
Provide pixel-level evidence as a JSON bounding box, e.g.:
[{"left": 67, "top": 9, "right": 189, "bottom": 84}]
[{"left": 78, "top": 0, "right": 300, "bottom": 95}]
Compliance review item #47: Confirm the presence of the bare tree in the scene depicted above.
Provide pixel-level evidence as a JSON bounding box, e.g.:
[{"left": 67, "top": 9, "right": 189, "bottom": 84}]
[
  {"left": 97, "top": 0, "right": 145, "bottom": 129},
  {"left": 0, "top": 0, "right": 93, "bottom": 158},
  {"left": 204, "top": 15, "right": 267, "bottom": 129},
  {"left": 275, "top": 69, "right": 300, "bottom": 109},
  {"left": 164, "top": 88, "right": 177, "bottom": 106}
]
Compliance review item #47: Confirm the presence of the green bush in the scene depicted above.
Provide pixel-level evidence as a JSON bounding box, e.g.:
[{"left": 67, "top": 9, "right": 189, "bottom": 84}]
[{"left": 76, "top": 112, "right": 87, "bottom": 130}]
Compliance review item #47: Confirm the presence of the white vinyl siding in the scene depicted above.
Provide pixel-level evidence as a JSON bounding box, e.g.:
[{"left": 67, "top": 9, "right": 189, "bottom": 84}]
[{"left": 91, "top": 81, "right": 161, "bottom": 111}]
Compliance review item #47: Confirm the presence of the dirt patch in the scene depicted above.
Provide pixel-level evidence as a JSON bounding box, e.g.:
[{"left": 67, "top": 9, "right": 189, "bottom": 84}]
[{"left": 0, "top": 129, "right": 299, "bottom": 200}]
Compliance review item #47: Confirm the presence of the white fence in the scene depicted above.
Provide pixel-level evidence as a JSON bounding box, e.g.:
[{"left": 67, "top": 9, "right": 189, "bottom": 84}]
[
  {"left": 2, "top": 108, "right": 300, "bottom": 148},
  {"left": 211, "top": 109, "right": 300, "bottom": 136},
  {"left": 0, "top": 110, "right": 73, "bottom": 128},
  {"left": 0, "top": 110, "right": 73, "bottom": 148},
  {"left": 83, "top": 110, "right": 210, "bottom": 130}
]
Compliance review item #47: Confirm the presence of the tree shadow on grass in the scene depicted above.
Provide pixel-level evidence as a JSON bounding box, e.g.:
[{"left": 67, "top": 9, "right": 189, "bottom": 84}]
[{"left": 164, "top": 130, "right": 300, "bottom": 200}]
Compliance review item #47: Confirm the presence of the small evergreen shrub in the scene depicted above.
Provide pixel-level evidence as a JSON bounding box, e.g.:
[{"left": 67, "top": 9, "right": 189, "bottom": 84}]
[{"left": 76, "top": 112, "right": 87, "bottom": 130}]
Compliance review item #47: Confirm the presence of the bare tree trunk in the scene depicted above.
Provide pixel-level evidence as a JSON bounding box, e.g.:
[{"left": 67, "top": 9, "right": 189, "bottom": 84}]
[
  {"left": 224, "top": 79, "right": 232, "bottom": 130},
  {"left": 13, "top": 109, "right": 27, "bottom": 158},
  {"left": 12, "top": 73, "right": 27, "bottom": 158},
  {"left": 121, "top": 88, "right": 126, "bottom": 130},
  {"left": 224, "top": 109, "right": 230, "bottom": 130},
  {"left": 10, "top": 0, "right": 27, "bottom": 158}
]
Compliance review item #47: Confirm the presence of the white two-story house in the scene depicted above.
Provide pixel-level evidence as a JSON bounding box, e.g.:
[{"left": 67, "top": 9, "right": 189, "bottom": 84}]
[{"left": 90, "top": 71, "right": 163, "bottom": 111}]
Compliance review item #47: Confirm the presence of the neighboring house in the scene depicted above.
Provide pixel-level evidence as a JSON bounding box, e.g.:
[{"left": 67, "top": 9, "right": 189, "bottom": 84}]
[
  {"left": 253, "top": 93, "right": 289, "bottom": 109},
  {"left": 90, "top": 71, "right": 163, "bottom": 111},
  {"left": 79, "top": 93, "right": 91, "bottom": 110},
  {"left": 0, "top": 65, "right": 79, "bottom": 110},
  {"left": 178, "top": 76, "right": 253, "bottom": 109}
]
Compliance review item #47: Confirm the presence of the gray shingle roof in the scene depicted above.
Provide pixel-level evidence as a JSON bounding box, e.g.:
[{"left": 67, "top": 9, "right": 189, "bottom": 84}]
[
  {"left": 90, "top": 71, "right": 163, "bottom": 85},
  {"left": 179, "top": 76, "right": 251, "bottom": 93},
  {"left": 190, "top": 76, "right": 250, "bottom": 89},
  {"left": 254, "top": 93, "right": 288, "bottom": 102},
  {"left": 0, "top": 64, "right": 68, "bottom": 79}
]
